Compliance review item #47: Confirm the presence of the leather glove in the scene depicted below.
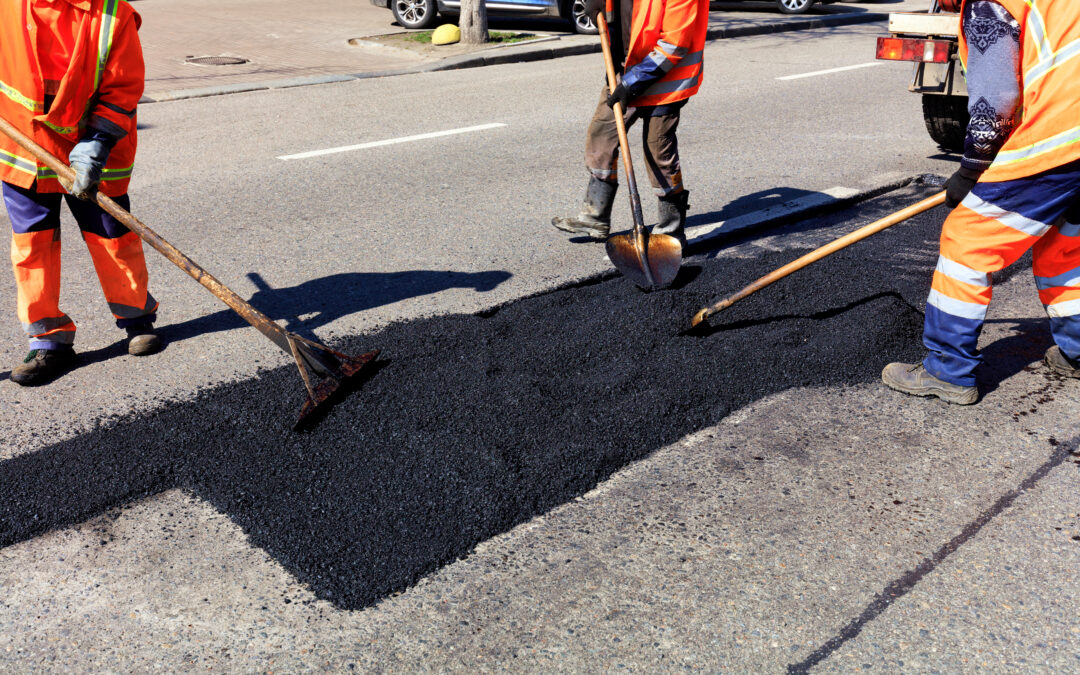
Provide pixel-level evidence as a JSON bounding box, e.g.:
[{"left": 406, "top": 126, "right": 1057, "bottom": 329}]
[
  {"left": 68, "top": 137, "right": 113, "bottom": 200},
  {"left": 583, "top": 0, "right": 604, "bottom": 20},
  {"left": 605, "top": 83, "right": 632, "bottom": 112},
  {"left": 944, "top": 166, "right": 983, "bottom": 209}
]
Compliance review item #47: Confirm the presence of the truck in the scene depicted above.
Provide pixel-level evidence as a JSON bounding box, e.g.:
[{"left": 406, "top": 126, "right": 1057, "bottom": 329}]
[{"left": 875, "top": 0, "right": 968, "bottom": 153}]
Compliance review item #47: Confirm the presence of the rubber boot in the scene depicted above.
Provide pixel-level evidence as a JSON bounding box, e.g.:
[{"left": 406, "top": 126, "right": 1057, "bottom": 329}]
[
  {"left": 551, "top": 177, "right": 617, "bottom": 240},
  {"left": 654, "top": 190, "right": 689, "bottom": 249}
]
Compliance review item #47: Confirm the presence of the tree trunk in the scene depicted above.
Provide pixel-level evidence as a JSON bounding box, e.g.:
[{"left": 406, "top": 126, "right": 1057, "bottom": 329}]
[{"left": 459, "top": 0, "right": 488, "bottom": 44}]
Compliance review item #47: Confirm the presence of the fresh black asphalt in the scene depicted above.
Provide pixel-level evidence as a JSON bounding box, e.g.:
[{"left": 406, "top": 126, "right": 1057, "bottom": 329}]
[{"left": 1, "top": 191, "right": 949, "bottom": 610}]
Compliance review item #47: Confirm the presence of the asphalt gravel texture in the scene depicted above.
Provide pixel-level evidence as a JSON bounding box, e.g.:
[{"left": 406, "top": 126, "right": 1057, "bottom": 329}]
[{"left": 1, "top": 200, "right": 945, "bottom": 610}]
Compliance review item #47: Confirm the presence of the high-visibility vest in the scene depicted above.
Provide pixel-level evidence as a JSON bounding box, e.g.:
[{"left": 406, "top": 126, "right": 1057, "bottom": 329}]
[
  {"left": 625, "top": 0, "right": 709, "bottom": 107},
  {"left": 959, "top": 0, "right": 1080, "bottom": 183},
  {"left": 0, "top": 0, "right": 144, "bottom": 196}
]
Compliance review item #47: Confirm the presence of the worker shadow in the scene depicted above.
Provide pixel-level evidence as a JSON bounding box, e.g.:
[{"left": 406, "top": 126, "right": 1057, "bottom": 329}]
[
  {"left": 156, "top": 269, "right": 513, "bottom": 345},
  {"left": 976, "top": 318, "right": 1054, "bottom": 398}
]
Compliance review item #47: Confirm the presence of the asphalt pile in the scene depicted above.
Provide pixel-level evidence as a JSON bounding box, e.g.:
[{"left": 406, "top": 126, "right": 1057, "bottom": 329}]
[{"left": 0, "top": 195, "right": 942, "bottom": 609}]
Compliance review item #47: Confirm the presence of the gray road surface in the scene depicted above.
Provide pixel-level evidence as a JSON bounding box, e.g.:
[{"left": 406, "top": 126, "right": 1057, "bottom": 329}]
[{"left": 4, "top": 19, "right": 1077, "bottom": 673}]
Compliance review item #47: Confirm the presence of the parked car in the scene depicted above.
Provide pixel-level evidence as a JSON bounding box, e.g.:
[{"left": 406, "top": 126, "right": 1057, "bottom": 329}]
[
  {"left": 372, "top": 0, "right": 597, "bottom": 34},
  {"left": 723, "top": 0, "right": 842, "bottom": 15}
]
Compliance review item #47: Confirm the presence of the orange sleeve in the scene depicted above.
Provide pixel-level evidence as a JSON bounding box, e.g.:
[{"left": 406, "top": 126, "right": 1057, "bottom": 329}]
[{"left": 88, "top": 5, "right": 145, "bottom": 141}]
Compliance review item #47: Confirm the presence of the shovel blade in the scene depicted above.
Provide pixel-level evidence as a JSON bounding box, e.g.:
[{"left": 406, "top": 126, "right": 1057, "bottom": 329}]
[
  {"left": 295, "top": 349, "right": 380, "bottom": 430},
  {"left": 606, "top": 232, "right": 683, "bottom": 290}
]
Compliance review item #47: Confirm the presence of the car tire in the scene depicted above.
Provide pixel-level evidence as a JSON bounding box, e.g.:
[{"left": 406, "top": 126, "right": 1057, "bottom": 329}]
[
  {"left": 566, "top": 0, "right": 598, "bottom": 34},
  {"left": 922, "top": 94, "right": 969, "bottom": 153},
  {"left": 392, "top": 0, "right": 440, "bottom": 30},
  {"left": 777, "top": 0, "right": 814, "bottom": 13}
]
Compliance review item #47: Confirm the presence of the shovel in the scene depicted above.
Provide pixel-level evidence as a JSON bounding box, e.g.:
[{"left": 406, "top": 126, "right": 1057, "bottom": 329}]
[
  {"left": 0, "top": 115, "right": 378, "bottom": 429},
  {"left": 596, "top": 12, "right": 682, "bottom": 291},
  {"left": 689, "top": 191, "right": 947, "bottom": 330}
]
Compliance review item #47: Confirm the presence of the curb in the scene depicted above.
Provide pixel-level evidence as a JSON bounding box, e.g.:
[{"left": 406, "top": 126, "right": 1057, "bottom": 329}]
[{"left": 142, "top": 11, "right": 887, "bottom": 103}]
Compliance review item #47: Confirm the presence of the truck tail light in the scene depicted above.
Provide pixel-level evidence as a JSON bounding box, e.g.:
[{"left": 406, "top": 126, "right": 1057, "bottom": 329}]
[{"left": 876, "top": 37, "right": 952, "bottom": 63}]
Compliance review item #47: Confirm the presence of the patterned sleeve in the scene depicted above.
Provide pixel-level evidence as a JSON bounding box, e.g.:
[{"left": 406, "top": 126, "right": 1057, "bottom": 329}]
[{"left": 961, "top": 0, "right": 1022, "bottom": 172}]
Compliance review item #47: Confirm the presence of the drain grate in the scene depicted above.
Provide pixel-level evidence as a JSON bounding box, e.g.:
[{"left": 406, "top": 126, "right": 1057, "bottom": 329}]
[{"left": 185, "top": 55, "right": 249, "bottom": 66}]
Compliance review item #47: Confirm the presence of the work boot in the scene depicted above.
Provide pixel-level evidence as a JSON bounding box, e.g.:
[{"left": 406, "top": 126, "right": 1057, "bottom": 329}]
[
  {"left": 1045, "top": 345, "right": 1080, "bottom": 378},
  {"left": 654, "top": 190, "right": 689, "bottom": 249},
  {"left": 881, "top": 362, "right": 978, "bottom": 405},
  {"left": 10, "top": 348, "right": 77, "bottom": 386},
  {"left": 551, "top": 177, "right": 617, "bottom": 240},
  {"left": 126, "top": 323, "right": 162, "bottom": 356}
]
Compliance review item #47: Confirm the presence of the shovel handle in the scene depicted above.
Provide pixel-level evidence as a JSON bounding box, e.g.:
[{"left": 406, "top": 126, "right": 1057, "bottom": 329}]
[
  {"left": 597, "top": 14, "right": 653, "bottom": 287},
  {"left": 0, "top": 114, "right": 292, "bottom": 354},
  {"left": 690, "top": 191, "right": 947, "bottom": 327}
]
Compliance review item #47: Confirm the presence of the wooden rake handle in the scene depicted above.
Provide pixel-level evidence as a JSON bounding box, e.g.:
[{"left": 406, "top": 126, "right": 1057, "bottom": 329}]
[{"left": 690, "top": 191, "right": 947, "bottom": 327}]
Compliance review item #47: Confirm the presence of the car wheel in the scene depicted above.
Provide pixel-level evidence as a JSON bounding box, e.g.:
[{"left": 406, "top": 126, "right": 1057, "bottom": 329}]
[
  {"left": 567, "top": 0, "right": 598, "bottom": 34},
  {"left": 777, "top": 0, "right": 814, "bottom": 14},
  {"left": 392, "top": 0, "right": 439, "bottom": 30}
]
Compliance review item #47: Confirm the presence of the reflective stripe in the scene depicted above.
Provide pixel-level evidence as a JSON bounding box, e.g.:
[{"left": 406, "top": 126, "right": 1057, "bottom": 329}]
[
  {"left": 927, "top": 289, "right": 989, "bottom": 321},
  {"left": 936, "top": 255, "right": 990, "bottom": 287},
  {"left": 1035, "top": 267, "right": 1080, "bottom": 290},
  {"left": 1025, "top": 37, "right": 1080, "bottom": 89},
  {"left": 1025, "top": 2, "right": 1054, "bottom": 62},
  {"left": 99, "top": 100, "right": 136, "bottom": 117},
  {"left": 108, "top": 292, "right": 157, "bottom": 319},
  {"left": 40, "top": 120, "right": 78, "bottom": 135},
  {"left": 36, "top": 164, "right": 134, "bottom": 181},
  {"left": 993, "top": 124, "right": 1080, "bottom": 168},
  {"left": 1047, "top": 297, "right": 1080, "bottom": 319},
  {"left": 656, "top": 39, "right": 687, "bottom": 58},
  {"left": 94, "top": 0, "right": 121, "bottom": 93},
  {"left": 645, "top": 49, "right": 677, "bottom": 74},
  {"left": 674, "top": 50, "right": 703, "bottom": 68},
  {"left": 0, "top": 150, "right": 37, "bottom": 176},
  {"left": 0, "top": 80, "right": 43, "bottom": 113},
  {"left": 23, "top": 315, "right": 75, "bottom": 337},
  {"left": 961, "top": 193, "right": 1053, "bottom": 237},
  {"left": 643, "top": 71, "right": 701, "bottom": 97}
]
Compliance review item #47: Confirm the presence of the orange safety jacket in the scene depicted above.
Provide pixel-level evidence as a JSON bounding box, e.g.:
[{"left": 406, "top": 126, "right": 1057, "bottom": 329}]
[
  {"left": 959, "top": 0, "right": 1080, "bottom": 183},
  {"left": 624, "top": 0, "right": 709, "bottom": 107},
  {"left": 0, "top": 0, "right": 144, "bottom": 196}
]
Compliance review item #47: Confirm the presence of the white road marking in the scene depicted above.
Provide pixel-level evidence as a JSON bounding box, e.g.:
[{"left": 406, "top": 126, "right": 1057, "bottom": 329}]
[
  {"left": 776, "top": 62, "right": 883, "bottom": 81},
  {"left": 277, "top": 123, "right": 508, "bottom": 160}
]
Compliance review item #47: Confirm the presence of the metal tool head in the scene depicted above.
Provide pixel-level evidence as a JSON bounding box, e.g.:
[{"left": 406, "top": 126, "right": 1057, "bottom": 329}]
[
  {"left": 289, "top": 334, "right": 380, "bottom": 430},
  {"left": 606, "top": 232, "right": 683, "bottom": 291}
]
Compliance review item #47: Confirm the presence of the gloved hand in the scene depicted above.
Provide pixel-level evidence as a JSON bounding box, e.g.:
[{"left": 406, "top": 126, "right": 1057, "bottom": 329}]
[
  {"left": 68, "top": 137, "right": 113, "bottom": 201},
  {"left": 583, "top": 0, "right": 604, "bottom": 20},
  {"left": 944, "top": 166, "right": 983, "bottom": 208},
  {"left": 605, "top": 82, "right": 632, "bottom": 111}
]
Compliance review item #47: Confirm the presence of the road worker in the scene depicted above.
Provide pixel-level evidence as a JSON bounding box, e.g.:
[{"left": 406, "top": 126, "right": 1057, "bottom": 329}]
[
  {"left": 551, "top": 0, "right": 708, "bottom": 249},
  {"left": 1, "top": 0, "right": 160, "bottom": 386},
  {"left": 883, "top": 0, "right": 1080, "bottom": 403}
]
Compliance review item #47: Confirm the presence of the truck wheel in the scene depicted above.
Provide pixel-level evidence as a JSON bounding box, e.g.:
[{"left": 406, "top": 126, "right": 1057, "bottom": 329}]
[{"left": 922, "top": 94, "right": 969, "bottom": 153}]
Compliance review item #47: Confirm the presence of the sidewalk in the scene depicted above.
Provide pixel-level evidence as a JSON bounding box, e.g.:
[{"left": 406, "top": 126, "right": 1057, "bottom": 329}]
[{"left": 137, "top": 0, "right": 930, "bottom": 101}]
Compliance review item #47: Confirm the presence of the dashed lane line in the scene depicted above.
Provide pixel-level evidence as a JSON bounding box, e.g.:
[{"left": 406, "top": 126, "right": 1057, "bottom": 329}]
[
  {"left": 776, "top": 62, "right": 883, "bottom": 81},
  {"left": 277, "top": 123, "right": 508, "bottom": 161}
]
